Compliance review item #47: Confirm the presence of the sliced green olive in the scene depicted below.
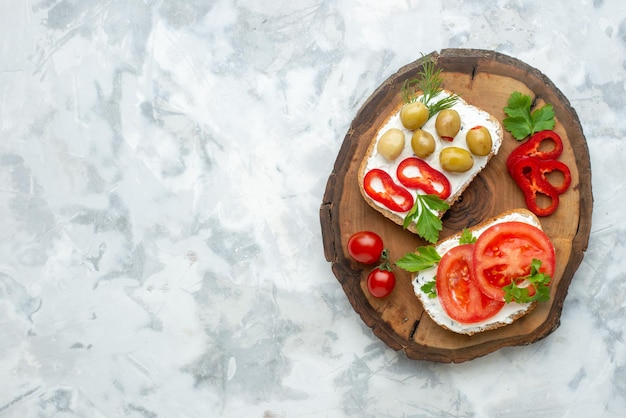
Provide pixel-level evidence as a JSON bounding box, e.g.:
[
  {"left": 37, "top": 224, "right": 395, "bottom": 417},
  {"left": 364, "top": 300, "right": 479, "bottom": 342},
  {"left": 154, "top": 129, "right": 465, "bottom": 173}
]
[
  {"left": 466, "top": 126, "right": 493, "bottom": 156},
  {"left": 377, "top": 128, "right": 405, "bottom": 160},
  {"left": 400, "top": 101, "right": 429, "bottom": 130},
  {"left": 439, "top": 147, "right": 474, "bottom": 172},
  {"left": 435, "top": 109, "right": 461, "bottom": 141},
  {"left": 411, "top": 129, "right": 436, "bottom": 158}
]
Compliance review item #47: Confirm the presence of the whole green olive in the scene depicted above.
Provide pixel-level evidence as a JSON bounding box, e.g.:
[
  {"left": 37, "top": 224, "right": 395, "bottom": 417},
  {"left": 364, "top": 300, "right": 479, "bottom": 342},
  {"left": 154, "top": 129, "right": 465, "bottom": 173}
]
[
  {"left": 466, "top": 125, "right": 493, "bottom": 156},
  {"left": 377, "top": 128, "right": 405, "bottom": 160},
  {"left": 435, "top": 109, "right": 461, "bottom": 141},
  {"left": 411, "top": 129, "right": 436, "bottom": 158},
  {"left": 400, "top": 101, "right": 429, "bottom": 130},
  {"left": 439, "top": 147, "right": 474, "bottom": 172}
]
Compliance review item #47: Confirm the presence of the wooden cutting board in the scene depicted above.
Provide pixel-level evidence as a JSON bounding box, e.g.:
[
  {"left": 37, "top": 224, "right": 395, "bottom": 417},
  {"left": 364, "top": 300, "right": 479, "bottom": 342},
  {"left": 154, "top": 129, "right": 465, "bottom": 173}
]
[{"left": 319, "top": 49, "right": 593, "bottom": 363}]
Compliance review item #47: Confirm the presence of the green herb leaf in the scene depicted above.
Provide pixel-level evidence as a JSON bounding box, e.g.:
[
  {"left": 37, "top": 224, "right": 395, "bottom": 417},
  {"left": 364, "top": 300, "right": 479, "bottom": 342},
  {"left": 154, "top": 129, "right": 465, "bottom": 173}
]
[
  {"left": 426, "top": 94, "right": 459, "bottom": 119},
  {"left": 401, "top": 56, "right": 460, "bottom": 120},
  {"left": 396, "top": 246, "right": 441, "bottom": 272},
  {"left": 403, "top": 194, "right": 449, "bottom": 243},
  {"left": 503, "top": 91, "right": 555, "bottom": 140},
  {"left": 419, "top": 194, "right": 450, "bottom": 212},
  {"left": 504, "top": 91, "right": 532, "bottom": 118},
  {"left": 420, "top": 279, "right": 437, "bottom": 299},
  {"left": 503, "top": 259, "right": 552, "bottom": 304},
  {"left": 531, "top": 104, "right": 555, "bottom": 132},
  {"left": 458, "top": 228, "right": 476, "bottom": 244}
]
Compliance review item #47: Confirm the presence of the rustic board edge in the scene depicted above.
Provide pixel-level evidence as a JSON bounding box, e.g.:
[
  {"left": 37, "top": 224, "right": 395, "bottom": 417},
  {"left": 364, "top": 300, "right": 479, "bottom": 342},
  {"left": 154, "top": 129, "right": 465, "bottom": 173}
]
[{"left": 319, "top": 48, "right": 593, "bottom": 363}]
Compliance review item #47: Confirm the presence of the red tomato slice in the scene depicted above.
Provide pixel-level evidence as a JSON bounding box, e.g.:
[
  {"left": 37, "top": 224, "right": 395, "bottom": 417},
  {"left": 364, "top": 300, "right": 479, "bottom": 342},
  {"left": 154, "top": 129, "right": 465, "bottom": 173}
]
[
  {"left": 436, "top": 244, "right": 504, "bottom": 324},
  {"left": 363, "top": 169, "right": 414, "bottom": 212},
  {"left": 473, "top": 221, "right": 556, "bottom": 300},
  {"left": 396, "top": 157, "right": 451, "bottom": 200}
]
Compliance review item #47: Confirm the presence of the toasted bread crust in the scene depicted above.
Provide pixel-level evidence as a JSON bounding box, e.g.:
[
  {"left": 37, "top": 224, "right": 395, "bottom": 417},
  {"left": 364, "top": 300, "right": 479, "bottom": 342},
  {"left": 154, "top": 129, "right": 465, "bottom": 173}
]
[
  {"left": 413, "top": 208, "right": 544, "bottom": 335},
  {"left": 358, "top": 92, "right": 503, "bottom": 235},
  {"left": 357, "top": 104, "right": 411, "bottom": 229}
]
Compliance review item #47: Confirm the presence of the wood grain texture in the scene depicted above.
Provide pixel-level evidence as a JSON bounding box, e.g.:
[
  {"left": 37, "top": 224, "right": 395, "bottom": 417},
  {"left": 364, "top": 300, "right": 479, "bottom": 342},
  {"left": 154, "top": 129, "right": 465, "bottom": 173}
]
[{"left": 319, "top": 49, "right": 593, "bottom": 363}]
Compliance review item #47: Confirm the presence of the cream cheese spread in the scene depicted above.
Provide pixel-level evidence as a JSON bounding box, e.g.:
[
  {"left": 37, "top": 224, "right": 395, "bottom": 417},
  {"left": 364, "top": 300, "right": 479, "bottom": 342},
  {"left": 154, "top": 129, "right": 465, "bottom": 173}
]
[
  {"left": 364, "top": 91, "right": 502, "bottom": 218},
  {"left": 412, "top": 210, "right": 539, "bottom": 335}
]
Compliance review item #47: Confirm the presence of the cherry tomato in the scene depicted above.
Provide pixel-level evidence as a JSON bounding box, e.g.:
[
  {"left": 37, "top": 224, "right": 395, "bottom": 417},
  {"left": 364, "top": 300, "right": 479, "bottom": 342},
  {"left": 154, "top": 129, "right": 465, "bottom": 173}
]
[
  {"left": 436, "top": 244, "right": 504, "bottom": 323},
  {"left": 396, "top": 157, "right": 451, "bottom": 200},
  {"left": 363, "top": 169, "right": 414, "bottom": 212},
  {"left": 347, "top": 231, "right": 384, "bottom": 264},
  {"left": 367, "top": 267, "right": 396, "bottom": 298},
  {"left": 473, "top": 221, "right": 556, "bottom": 300}
]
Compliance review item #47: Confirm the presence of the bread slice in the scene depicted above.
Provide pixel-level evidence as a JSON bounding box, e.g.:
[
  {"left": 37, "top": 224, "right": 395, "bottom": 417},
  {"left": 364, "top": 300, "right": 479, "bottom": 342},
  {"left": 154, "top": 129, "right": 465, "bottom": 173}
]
[
  {"left": 358, "top": 91, "right": 503, "bottom": 235},
  {"left": 412, "top": 208, "right": 544, "bottom": 335}
]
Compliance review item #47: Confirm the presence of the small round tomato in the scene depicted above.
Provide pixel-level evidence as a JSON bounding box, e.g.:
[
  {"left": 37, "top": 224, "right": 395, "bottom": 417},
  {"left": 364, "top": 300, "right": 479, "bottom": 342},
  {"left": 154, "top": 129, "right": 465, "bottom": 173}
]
[
  {"left": 367, "top": 267, "right": 396, "bottom": 298},
  {"left": 436, "top": 244, "right": 504, "bottom": 323},
  {"left": 347, "top": 231, "right": 384, "bottom": 264},
  {"left": 473, "top": 221, "right": 556, "bottom": 300}
]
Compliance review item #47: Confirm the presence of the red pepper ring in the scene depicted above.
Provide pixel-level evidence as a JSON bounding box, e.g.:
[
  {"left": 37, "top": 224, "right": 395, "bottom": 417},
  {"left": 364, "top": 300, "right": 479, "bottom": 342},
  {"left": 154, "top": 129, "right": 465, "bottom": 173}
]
[
  {"left": 507, "top": 130, "right": 564, "bottom": 169},
  {"left": 396, "top": 157, "right": 452, "bottom": 200},
  {"left": 507, "top": 156, "right": 562, "bottom": 217},
  {"left": 363, "top": 169, "right": 414, "bottom": 213},
  {"left": 510, "top": 155, "right": 572, "bottom": 195},
  {"left": 535, "top": 158, "right": 571, "bottom": 194}
]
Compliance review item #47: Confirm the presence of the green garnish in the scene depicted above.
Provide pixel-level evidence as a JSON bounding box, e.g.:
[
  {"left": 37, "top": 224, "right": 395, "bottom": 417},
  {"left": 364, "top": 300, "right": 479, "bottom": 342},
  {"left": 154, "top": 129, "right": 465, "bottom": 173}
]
[
  {"left": 397, "top": 247, "right": 440, "bottom": 298},
  {"left": 396, "top": 246, "right": 441, "bottom": 272},
  {"left": 503, "top": 259, "right": 552, "bottom": 304},
  {"left": 458, "top": 228, "right": 477, "bottom": 244},
  {"left": 503, "top": 91, "right": 555, "bottom": 140},
  {"left": 401, "top": 57, "right": 460, "bottom": 119},
  {"left": 420, "top": 279, "right": 437, "bottom": 299},
  {"left": 402, "top": 194, "right": 450, "bottom": 244}
]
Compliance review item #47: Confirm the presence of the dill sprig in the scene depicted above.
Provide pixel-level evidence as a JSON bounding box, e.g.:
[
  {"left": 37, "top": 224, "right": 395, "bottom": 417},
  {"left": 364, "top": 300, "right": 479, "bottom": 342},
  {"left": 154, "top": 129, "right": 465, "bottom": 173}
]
[{"left": 401, "top": 57, "right": 460, "bottom": 119}]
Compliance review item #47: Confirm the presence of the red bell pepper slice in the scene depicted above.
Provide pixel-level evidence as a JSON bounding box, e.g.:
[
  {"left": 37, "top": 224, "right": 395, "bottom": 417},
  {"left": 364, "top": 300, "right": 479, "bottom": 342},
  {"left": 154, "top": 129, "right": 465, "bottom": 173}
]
[
  {"left": 535, "top": 158, "right": 571, "bottom": 194},
  {"left": 507, "top": 130, "right": 572, "bottom": 216},
  {"left": 507, "top": 130, "right": 564, "bottom": 168},
  {"left": 363, "top": 169, "right": 414, "bottom": 212},
  {"left": 396, "top": 157, "right": 451, "bottom": 200},
  {"left": 507, "top": 156, "right": 567, "bottom": 217}
]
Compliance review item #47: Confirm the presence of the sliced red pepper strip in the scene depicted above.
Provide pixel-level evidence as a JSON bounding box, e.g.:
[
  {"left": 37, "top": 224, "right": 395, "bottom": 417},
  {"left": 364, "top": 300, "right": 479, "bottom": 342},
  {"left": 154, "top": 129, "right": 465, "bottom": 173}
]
[
  {"left": 508, "top": 143, "right": 571, "bottom": 194},
  {"left": 363, "top": 169, "right": 414, "bottom": 212},
  {"left": 535, "top": 158, "right": 572, "bottom": 194},
  {"left": 507, "top": 156, "right": 561, "bottom": 216},
  {"left": 507, "top": 130, "right": 564, "bottom": 169},
  {"left": 396, "top": 157, "right": 452, "bottom": 200}
]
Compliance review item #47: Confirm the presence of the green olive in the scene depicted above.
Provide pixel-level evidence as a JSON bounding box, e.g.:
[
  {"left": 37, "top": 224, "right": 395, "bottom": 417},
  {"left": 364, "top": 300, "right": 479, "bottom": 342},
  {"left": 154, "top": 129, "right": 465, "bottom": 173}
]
[
  {"left": 439, "top": 147, "right": 474, "bottom": 172},
  {"left": 435, "top": 109, "right": 461, "bottom": 140},
  {"left": 466, "top": 126, "right": 493, "bottom": 156},
  {"left": 400, "top": 101, "right": 429, "bottom": 130},
  {"left": 411, "top": 129, "right": 436, "bottom": 158},
  {"left": 377, "top": 128, "right": 405, "bottom": 160}
]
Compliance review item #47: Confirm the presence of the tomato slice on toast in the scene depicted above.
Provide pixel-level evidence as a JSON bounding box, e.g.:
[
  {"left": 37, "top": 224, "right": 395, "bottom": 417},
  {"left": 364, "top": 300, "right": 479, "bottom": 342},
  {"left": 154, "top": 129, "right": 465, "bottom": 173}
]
[
  {"left": 473, "top": 221, "right": 556, "bottom": 301},
  {"left": 436, "top": 244, "right": 504, "bottom": 323}
]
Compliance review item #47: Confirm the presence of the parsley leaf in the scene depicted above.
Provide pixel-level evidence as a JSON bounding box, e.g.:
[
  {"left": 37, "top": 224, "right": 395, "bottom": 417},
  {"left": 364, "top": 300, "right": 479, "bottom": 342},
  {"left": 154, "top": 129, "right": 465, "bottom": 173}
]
[
  {"left": 503, "top": 91, "right": 555, "bottom": 140},
  {"left": 403, "top": 194, "right": 450, "bottom": 244},
  {"left": 420, "top": 279, "right": 437, "bottom": 299},
  {"left": 396, "top": 246, "right": 441, "bottom": 272},
  {"left": 458, "top": 228, "right": 476, "bottom": 244},
  {"left": 531, "top": 104, "right": 556, "bottom": 132},
  {"left": 503, "top": 259, "right": 552, "bottom": 304}
]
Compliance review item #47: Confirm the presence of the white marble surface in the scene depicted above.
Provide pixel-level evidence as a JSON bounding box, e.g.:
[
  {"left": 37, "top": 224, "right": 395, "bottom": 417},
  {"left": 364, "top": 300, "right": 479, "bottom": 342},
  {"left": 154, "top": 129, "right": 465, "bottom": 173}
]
[{"left": 0, "top": 0, "right": 624, "bottom": 417}]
